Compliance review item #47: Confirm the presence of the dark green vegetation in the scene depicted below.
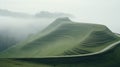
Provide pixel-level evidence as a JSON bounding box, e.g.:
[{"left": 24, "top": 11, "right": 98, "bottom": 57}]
[
  {"left": 0, "top": 59, "right": 50, "bottom": 67},
  {"left": 0, "top": 17, "right": 120, "bottom": 67}
]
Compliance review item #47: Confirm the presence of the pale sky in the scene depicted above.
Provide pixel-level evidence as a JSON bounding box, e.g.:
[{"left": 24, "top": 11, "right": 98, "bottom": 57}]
[{"left": 0, "top": 0, "right": 120, "bottom": 33}]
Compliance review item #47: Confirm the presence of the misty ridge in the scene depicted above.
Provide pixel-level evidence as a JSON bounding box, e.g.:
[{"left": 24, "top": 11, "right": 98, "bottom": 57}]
[
  {"left": 0, "top": 9, "right": 73, "bottom": 39},
  {"left": 0, "top": 8, "right": 119, "bottom": 52},
  {"left": 0, "top": 9, "right": 73, "bottom": 51}
]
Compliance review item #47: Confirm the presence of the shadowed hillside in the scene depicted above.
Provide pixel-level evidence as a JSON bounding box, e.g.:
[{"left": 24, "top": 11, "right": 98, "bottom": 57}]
[{"left": 0, "top": 31, "right": 18, "bottom": 51}]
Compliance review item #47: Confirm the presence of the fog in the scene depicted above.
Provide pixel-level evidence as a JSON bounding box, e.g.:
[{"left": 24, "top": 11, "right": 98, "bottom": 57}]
[
  {"left": 0, "top": 16, "right": 54, "bottom": 40},
  {"left": 0, "top": 10, "right": 74, "bottom": 41},
  {"left": 0, "top": 0, "right": 120, "bottom": 39},
  {"left": 0, "top": 0, "right": 119, "bottom": 52},
  {"left": 1, "top": 0, "right": 120, "bottom": 33}
]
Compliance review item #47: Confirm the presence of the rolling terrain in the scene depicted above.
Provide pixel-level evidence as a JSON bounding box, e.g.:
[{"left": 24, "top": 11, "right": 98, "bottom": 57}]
[{"left": 0, "top": 17, "right": 119, "bottom": 58}]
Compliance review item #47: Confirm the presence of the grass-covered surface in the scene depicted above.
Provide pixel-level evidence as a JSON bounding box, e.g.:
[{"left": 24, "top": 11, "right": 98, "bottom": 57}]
[
  {"left": 0, "top": 18, "right": 119, "bottom": 58},
  {"left": 0, "top": 18, "right": 120, "bottom": 67},
  {"left": 0, "top": 59, "right": 51, "bottom": 67},
  {"left": 0, "top": 44, "right": 120, "bottom": 67}
]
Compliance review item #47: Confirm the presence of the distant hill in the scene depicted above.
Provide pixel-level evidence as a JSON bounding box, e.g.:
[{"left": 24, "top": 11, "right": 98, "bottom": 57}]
[
  {"left": 0, "top": 17, "right": 119, "bottom": 58},
  {"left": 0, "top": 9, "right": 73, "bottom": 18},
  {"left": 0, "top": 9, "right": 32, "bottom": 18},
  {"left": 35, "top": 11, "right": 73, "bottom": 18}
]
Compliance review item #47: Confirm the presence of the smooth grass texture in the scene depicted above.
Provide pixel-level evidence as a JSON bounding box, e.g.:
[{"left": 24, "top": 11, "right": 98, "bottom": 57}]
[{"left": 0, "top": 17, "right": 119, "bottom": 58}]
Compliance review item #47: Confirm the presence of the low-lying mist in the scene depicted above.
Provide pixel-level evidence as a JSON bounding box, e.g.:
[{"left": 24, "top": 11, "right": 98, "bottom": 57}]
[
  {"left": 0, "top": 16, "right": 56, "bottom": 51},
  {"left": 0, "top": 10, "right": 74, "bottom": 51},
  {"left": 0, "top": 16, "right": 55, "bottom": 40},
  {"left": 0, "top": 10, "right": 73, "bottom": 40}
]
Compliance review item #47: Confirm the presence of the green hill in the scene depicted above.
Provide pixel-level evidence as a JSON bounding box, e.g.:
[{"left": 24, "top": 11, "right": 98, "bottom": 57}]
[{"left": 0, "top": 17, "right": 119, "bottom": 58}]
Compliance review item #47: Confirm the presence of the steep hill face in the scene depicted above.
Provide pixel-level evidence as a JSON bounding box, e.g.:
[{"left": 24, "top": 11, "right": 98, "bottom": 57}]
[{"left": 0, "top": 17, "right": 119, "bottom": 58}]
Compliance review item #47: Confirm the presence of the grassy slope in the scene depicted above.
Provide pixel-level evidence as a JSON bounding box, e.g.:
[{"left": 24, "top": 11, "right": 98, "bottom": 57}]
[
  {"left": 0, "top": 17, "right": 119, "bottom": 58},
  {"left": 0, "top": 44, "right": 120, "bottom": 67},
  {"left": 0, "top": 59, "right": 51, "bottom": 67}
]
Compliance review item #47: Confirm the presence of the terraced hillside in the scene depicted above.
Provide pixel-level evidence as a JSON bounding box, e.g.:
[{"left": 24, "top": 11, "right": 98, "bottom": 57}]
[{"left": 0, "top": 17, "right": 119, "bottom": 58}]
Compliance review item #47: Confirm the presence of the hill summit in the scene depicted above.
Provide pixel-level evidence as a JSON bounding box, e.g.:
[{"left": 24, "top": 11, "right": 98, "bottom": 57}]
[{"left": 55, "top": 17, "right": 71, "bottom": 21}]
